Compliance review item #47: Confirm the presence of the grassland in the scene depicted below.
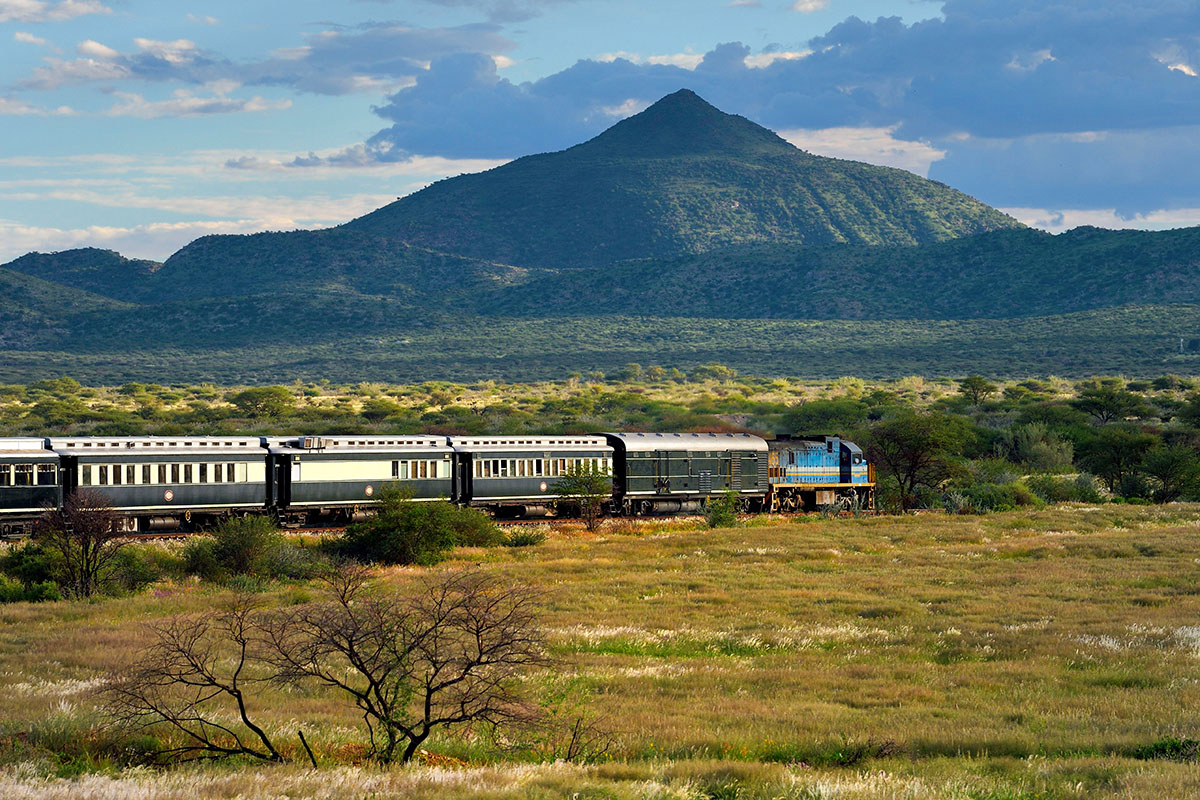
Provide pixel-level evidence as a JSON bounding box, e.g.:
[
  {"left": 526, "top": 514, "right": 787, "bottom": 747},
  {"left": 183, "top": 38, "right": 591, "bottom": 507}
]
[
  {"left": 4, "top": 306, "right": 1200, "bottom": 385},
  {"left": 5, "top": 505, "right": 1200, "bottom": 797}
]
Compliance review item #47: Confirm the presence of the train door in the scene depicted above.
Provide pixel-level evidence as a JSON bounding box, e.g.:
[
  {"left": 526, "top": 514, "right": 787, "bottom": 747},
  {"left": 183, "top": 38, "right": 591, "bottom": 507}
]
[
  {"left": 272, "top": 456, "right": 291, "bottom": 509},
  {"left": 655, "top": 450, "right": 670, "bottom": 494},
  {"left": 459, "top": 454, "right": 472, "bottom": 504},
  {"left": 839, "top": 443, "right": 851, "bottom": 484}
]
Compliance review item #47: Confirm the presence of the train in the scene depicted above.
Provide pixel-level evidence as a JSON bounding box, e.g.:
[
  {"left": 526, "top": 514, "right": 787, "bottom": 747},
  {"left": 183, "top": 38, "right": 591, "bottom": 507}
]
[{"left": 0, "top": 432, "right": 874, "bottom": 536}]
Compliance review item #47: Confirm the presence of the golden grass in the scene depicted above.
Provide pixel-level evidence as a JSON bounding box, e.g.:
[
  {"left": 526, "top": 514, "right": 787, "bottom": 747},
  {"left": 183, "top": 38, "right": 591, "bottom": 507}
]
[{"left": 5, "top": 504, "right": 1200, "bottom": 796}]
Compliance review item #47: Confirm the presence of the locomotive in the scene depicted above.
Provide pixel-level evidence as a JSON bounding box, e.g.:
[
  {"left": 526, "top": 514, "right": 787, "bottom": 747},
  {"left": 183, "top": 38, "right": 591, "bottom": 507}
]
[{"left": 0, "top": 432, "right": 874, "bottom": 536}]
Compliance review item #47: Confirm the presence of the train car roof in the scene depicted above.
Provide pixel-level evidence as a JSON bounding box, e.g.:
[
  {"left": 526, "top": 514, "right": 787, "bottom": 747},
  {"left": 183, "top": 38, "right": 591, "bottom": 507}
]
[
  {"left": 603, "top": 432, "right": 769, "bottom": 453},
  {"left": 49, "top": 436, "right": 264, "bottom": 456},
  {"left": 449, "top": 435, "right": 611, "bottom": 453},
  {"left": 0, "top": 437, "right": 55, "bottom": 456},
  {"left": 268, "top": 435, "right": 452, "bottom": 455}
]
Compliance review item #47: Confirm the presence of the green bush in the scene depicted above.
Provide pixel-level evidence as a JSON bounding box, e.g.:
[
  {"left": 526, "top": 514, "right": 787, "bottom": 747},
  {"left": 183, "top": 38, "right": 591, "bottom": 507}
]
[
  {"left": 182, "top": 515, "right": 314, "bottom": 582},
  {"left": 1026, "top": 474, "right": 1104, "bottom": 503},
  {"left": 0, "top": 541, "right": 59, "bottom": 586},
  {"left": 504, "top": 529, "right": 547, "bottom": 547},
  {"left": 329, "top": 485, "right": 503, "bottom": 565},
  {"left": 705, "top": 491, "right": 740, "bottom": 529},
  {"left": 107, "top": 546, "right": 184, "bottom": 594},
  {"left": 961, "top": 481, "right": 1043, "bottom": 513},
  {"left": 0, "top": 574, "right": 61, "bottom": 603}
]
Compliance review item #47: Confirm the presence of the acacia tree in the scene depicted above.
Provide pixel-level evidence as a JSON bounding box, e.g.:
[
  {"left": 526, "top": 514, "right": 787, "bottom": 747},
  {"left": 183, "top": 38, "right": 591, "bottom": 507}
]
[
  {"left": 1141, "top": 444, "right": 1200, "bottom": 502},
  {"left": 866, "top": 412, "right": 969, "bottom": 511},
  {"left": 958, "top": 375, "right": 998, "bottom": 405},
  {"left": 37, "top": 487, "right": 125, "bottom": 598},
  {"left": 105, "top": 595, "right": 284, "bottom": 763},
  {"left": 261, "top": 566, "right": 548, "bottom": 764},
  {"left": 553, "top": 462, "right": 611, "bottom": 531}
]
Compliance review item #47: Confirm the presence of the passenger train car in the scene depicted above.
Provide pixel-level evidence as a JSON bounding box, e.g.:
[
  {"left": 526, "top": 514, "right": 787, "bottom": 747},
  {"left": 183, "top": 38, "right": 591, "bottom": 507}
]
[{"left": 0, "top": 432, "right": 874, "bottom": 535}]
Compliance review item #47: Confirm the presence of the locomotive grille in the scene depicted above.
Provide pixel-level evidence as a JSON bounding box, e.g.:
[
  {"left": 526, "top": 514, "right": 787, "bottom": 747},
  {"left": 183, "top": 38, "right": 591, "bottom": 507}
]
[
  {"left": 699, "top": 471, "right": 713, "bottom": 493},
  {"left": 731, "top": 457, "right": 741, "bottom": 490}
]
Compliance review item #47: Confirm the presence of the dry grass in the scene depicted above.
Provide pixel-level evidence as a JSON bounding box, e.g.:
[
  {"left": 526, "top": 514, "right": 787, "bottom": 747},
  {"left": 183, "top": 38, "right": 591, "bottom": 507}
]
[{"left": 5, "top": 504, "right": 1200, "bottom": 796}]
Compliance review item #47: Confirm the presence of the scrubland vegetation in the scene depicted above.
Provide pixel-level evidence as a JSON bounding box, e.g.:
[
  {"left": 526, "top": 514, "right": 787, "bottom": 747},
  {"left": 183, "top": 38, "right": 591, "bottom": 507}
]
[
  {"left": 4, "top": 507, "right": 1200, "bottom": 797},
  {"left": 5, "top": 374, "right": 1200, "bottom": 796}
]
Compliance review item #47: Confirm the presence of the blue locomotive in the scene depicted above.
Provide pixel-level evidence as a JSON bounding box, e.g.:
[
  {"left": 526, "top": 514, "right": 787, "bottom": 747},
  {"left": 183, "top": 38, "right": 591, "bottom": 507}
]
[{"left": 0, "top": 432, "right": 874, "bottom": 535}]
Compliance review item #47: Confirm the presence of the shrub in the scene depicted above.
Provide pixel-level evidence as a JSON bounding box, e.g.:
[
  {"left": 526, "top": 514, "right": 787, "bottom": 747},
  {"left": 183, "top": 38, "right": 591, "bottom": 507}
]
[
  {"left": 0, "top": 574, "right": 61, "bottom": 603},
  {"left": 182, "top": 516, "right": 309, "bottom": 582},
  {"left": 1026, "top": 473, "right": 1104, "bottom": 503},
  {"left": 106, "top": 547, "right": 175, "bottom": 595},
  {"left": 504, "top": 529, "right": 548, "bottom": 547},
  {"left": 961, "top": 481, "right": 1043, "bottom": 513},
  {"left": 0, "top": 541, "right": 59, "bottom": 586},
  {"left": 330, "top": 485, "right": 503, "bottom": 565},
  {"left": 705, "top": 491, "right": 740, "bottom": 529}
]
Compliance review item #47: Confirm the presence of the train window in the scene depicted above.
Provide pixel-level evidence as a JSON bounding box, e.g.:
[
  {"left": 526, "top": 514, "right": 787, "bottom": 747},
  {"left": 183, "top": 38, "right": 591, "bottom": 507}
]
[
  {"left": 602, "top": 457, "right": 610, "bottom": 473},
  {"left": 518, "top": 460, "right": 526, "bottom": 478},
  {"left": 142, "top": 465, "right": 151, "bottom": 484},
  {"left": 171, "top": 464, "right": 180, "bottom": 483},
  {"left": 98, "top": 465, "right": 109, "bottom": 486},
  {"left": 112, "top": 465, "right": 122, "bottom": 485},
  {"left": 534, "top": 459, "right": 543, "bottom": 477},
  {"left": 228, "top": 464, "right": 236, "bottom": 483},
  {"left": 199, "top": 464, "right": 208, "bottom": 484},
  {"left": 391, "top": 460, "right": 399, "bottom": 479},
  {"left": 827, "top": 442, "right": 834, "bottom": 453},
  {"left": 38, "top": 464, "right": 56, "bottom": 486},
  {"left": 419, "top": 461, "right": 428, "bottom": 479},
  {"left": 77, "top": 465, "right": 89, "bottom": 486},
  {"left": 0, "top": 465, "right": 10, "bottom": 486},
  {"left": 126, "top": 465, "right": 136, "bottom": 485},
  {"left": 213, "top": 464, "right": 222, "bottom": 483},
  {"left": 184, "top": 464, "right": 193, "bottom": 483},
  {"left": 158, "top": 465, "right": 167, "bottom": 484}
]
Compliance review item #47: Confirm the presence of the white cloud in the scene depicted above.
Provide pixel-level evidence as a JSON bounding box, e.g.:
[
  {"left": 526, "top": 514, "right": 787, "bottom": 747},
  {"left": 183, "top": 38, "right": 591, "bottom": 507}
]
[
  {"left": 13, "top": 31, "right": 47, "bottom": 45},
  {"left": 132, "top": 38, "right": 198, "bottom": 64},
  {"left": 744, "top": 50, "right": 811, "bottom": 68},
  {"left": 1003, "top": 207, "right": 1200, "bottom": 234},
  {"left": 597, "top": 50, "right": 704, "bottom": 69},
  {"left": 1169, "top": 63, "right": 1198, "bottom": 77},
  {"left": 76, "top": 39, "right": 118, "bottom": 59},
  {"left": 0, "top": 96, "right": 75, "bottom": 116},
  {"left": 1006, "top": 49, "right": 1056, "bottom": 72},
  {"left": 104, "top": 90, "right": 291, "bottom": 119},
  {"left": 0, "top": 0, "right": 109, "bottom": 23},
  {"left": 24, "top": 56, "right": 129, "bottom": 89},
  {"left": 0, "top": 218, "right": 292, "bottom": 263},
  {"left": 186, "top": 13, "right": 218, "bottom": 25},
  {"left": 792, "top": 0, "right": 828, "bottom": 12},
  {"left": 779, "top": 125, "right": 947, "bottom": 176}
]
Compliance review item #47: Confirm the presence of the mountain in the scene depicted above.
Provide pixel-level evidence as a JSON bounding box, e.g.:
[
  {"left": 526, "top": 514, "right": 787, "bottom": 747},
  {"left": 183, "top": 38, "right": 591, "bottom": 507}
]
[
  {"left": 3, "top": 248, "right": 160, "bottom": 302},
  {"left": 343, "top": 89, "right": 1023, "bottom": 268},
  {"left": 478, "top": 226, "right": 1200, "bottom": 320}
]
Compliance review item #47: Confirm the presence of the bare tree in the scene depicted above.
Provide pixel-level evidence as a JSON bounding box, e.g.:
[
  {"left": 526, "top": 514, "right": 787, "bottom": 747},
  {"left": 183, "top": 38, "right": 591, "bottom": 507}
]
[
  {"left": 38, "top": 487, "right": 126, "bottom": 598},
  {"left": 262, "top": 566, "right": 549, "bottom": 763},
  {"left": 105, "top": 595, "right": 284, "bottom": 763}
]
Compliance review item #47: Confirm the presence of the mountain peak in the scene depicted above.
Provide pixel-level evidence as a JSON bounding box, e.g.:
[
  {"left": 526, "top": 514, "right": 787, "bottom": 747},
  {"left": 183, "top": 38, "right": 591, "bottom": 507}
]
[{"left": 572, "top": 88, "right": 796, "bottom": 159}]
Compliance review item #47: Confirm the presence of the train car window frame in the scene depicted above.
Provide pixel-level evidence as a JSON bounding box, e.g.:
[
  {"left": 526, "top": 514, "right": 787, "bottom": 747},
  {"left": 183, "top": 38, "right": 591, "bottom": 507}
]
[
  {"left": 126, "top": 464, "right": 136, "bottom": 485},
  {"left": 199, "top": 464, "right": 208, "bottom": 484},
  {"left": 171, "top": 464, "right": 180, "bottom": 483},
  {"left": 183, "top": 464, "right": 193, "bottom": 483},
  {"left": 0, "top": 465, "right": 8, "bottom": 487},
  {"left": 213, "top": 463, "right": 222, "bottom": 483},
  {"left": 112, "top": 465, "right": 123, "bottom": 486},
  {"left": 142, "top": 464, "right": 151, "bottom": 484},
  {"left": 37, "top": 464, "right": 56, "bottom": 486},
  {"left": 98, "top": 465, "right": 108, "bottom": 486},
  {"left": 158, "top": 464, "right": 168, "bottom": 484},
  {"left": 77, "top": 465, "right": 89, "bottom": 487}
]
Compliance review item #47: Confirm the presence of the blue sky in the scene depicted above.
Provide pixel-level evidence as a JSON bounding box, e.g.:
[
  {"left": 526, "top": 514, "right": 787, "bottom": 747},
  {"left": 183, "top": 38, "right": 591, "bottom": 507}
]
[{"left": 1, "top": 0, "right": 1198, "bottom": 261}]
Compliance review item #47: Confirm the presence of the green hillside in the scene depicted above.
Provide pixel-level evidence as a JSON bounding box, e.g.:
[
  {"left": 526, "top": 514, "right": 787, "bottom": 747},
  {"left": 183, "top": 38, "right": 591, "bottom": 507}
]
[
  {"left": 0, "top": 268, "right": 132, "bottom": 349},
  {"left": 2, "top": 247, "right": 160, "bottom": 302},
  {"left": 343, "top": 89, "right": 1023, "bottom": 267},
  {"left": 480, "top": 226, "right": 1200, "bottom": 319}
]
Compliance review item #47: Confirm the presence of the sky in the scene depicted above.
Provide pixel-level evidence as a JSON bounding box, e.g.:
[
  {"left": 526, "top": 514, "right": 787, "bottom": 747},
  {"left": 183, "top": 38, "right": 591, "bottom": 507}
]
[{"left": 1, "top": 0, "right": 1198, "bottom": 262}]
